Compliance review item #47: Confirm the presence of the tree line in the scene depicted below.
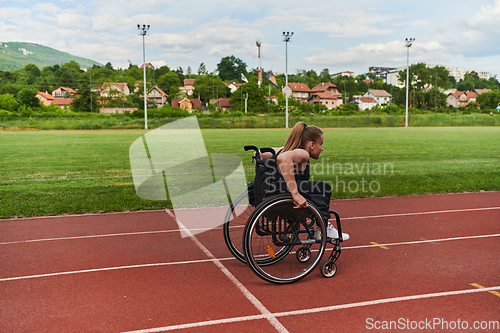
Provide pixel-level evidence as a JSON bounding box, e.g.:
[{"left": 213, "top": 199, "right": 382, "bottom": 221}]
[{"left": 0, "top": 56, "right": 499, "bottom": 119}]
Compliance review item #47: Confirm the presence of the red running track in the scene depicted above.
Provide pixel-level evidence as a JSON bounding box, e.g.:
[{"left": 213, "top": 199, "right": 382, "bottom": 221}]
[{"left": 1, "top": 192, "right": 499, "bottom": 332}]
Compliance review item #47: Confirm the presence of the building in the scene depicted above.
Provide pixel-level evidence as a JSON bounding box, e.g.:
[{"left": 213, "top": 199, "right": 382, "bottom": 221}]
[
  {"left": 348, "top": 96, "right": 378, "bottom": 111},
  {"left": 364, "top": 89, "right": 392, "bottom": 105},
  {"left": 282, "top": 83, "right": 311, "bottom": 102},
  {"left": 308, "top": 92, "right": 342, "bottom": 110},
  {"left": 226, "top": 82, "right": 243, "bottom": 94},
  {"left": 384, "top": 64, "right": 493, "bottom": 87},
  {"left": 146, "top": 86, "right": 168, "bottom": 107},
  {"left": 52, "top": 87, "right": 76, "bottom": 98},
  {"left": 265, "top": 96, "right": 278, "bottom": 105},
  {"left": 171, "top": 98, "right": 202, "bottom": 111},
  {"left": 179, "top": 79, "right": 196, "bottom": 96},
  {"left": 311, "top": 82, "right": 341, "bottom": 97},
  {"left": 218, "top": 98, "right": 232, "bottom": 111},
  {"left": 139, "top": 63, "right": 155, "bottom": 69},
  {"left": 446, "top": 91, "right": 477, "bottom": 108},
  {"left": 369, "top": 67, "right": 396, "bottom": 81},
  {"left": 36, "top": 91, "right": 73, "bottom": 108},
  {"left": 100, "top": 83, "right": 130, "bottom": 98},
  {"left": 331, "top": 71, "right": 354, "bottom": 79}
]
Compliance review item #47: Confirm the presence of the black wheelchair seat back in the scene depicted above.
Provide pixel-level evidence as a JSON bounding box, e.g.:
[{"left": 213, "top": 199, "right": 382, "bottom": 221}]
[{"left": 245, "top": 145, "right": 284, "bottom": 206}]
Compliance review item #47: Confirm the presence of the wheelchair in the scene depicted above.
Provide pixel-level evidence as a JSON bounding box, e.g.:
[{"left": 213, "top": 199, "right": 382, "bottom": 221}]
[{"left": 223, "top": 145, "right": 344, "bottom": 284}]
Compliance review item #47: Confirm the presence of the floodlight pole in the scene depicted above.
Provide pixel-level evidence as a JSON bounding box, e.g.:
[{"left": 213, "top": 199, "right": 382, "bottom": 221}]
[
  {"left": 283, "top": 31, "right": 293, "bottom": 128},
  {"left": 138, "top": 24, "right": 150, "bottom": 129},
  {"left": 405, "top": 38, "right": 414, "bottom": 128}
]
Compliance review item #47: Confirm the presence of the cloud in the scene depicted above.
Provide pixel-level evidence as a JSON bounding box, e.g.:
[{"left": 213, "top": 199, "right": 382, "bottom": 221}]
[
  {"left": 437, "top": 0, "right": 500, "bottom": 57},
  {"left": 302, "top": 40, "right": 448, "bottom": 71}
]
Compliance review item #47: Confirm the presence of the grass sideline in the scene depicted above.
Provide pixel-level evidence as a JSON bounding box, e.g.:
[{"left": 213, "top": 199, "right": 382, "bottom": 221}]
[{"left": 1, "top": 126, "right": 499, "bottom": 218}]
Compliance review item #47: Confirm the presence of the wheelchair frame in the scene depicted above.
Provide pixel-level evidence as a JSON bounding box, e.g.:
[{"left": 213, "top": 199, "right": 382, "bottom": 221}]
[{"left": 222, "top": 145, "right": 343, "bottom": 284}]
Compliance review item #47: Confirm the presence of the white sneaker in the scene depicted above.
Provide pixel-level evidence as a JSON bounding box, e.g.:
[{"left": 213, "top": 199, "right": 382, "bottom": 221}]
[
  {"left": 315, "top": 225, "right": 349, "bottom": 241},
  {"left": 327, "top": 224, "right": 350, "bottom": 240}
]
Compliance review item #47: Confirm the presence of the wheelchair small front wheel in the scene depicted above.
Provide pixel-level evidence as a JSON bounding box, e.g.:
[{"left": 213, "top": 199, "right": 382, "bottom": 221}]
[
  {"left": 321, "top": 260, "right": 337, "bottom": 278},
  {"left": 296, "top": 246, "right": 311, "bottom": 263}
]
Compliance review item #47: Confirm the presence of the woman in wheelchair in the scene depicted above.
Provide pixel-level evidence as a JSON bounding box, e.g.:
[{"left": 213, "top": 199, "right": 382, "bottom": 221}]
[{"left": 260, "top": 121, "right": 349, "bottom": 240}]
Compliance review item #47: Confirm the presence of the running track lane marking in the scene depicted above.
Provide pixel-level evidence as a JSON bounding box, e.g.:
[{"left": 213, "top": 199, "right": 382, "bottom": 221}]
[
  {"left": 341, "top": 206, "right": 500, "bottom": 221},
  {"left": 2, "top": 206, "right": 499, "bottom": 245},
  {"left": 120, "top": 285, "right": 500, "bottom": 333},
  {"left": 470, "top": 283, "right": 500, "bottom": 298},
  {"left": 164, "top": 210, "right": 289, "bottom": 333},
  {"left": 1, "top": 234, "right": 499, "bottom": 282}
]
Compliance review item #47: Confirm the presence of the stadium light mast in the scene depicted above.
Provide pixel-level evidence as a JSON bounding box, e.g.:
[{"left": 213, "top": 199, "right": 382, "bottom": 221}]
[
  {"left": 256, "top": 39, "right": 262, "bottom": 87},
  {"left": 283, "top": 31, "right": 293, "bottom": 128},
  {"left": 405, "top": 38, "right": 415, "bottom": 128},
  {"left": 138, "top": 24, "right": 150, "bottom": 129}
]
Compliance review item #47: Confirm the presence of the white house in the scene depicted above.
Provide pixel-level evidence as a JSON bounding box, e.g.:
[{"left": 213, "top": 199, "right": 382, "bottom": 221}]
[
  {"left": 364, "top": 89, "right": 392, "bottom": 105},
  {"left": 348, "top": 96, "right": 378, "bottom": 111}
]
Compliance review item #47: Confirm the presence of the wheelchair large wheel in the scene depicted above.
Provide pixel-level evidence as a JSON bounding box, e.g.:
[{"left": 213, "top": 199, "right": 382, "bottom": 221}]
[
  {"left": 243, "top": 194, "right": 327, "bottom": 284},
  {"left": 223, "top": 189, "right": 254, "bottom": 263}
]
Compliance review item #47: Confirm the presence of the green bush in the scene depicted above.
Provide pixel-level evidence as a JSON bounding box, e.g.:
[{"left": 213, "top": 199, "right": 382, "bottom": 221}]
[{"left": 0, "top": 109, "right": 12, "bottom": 118}]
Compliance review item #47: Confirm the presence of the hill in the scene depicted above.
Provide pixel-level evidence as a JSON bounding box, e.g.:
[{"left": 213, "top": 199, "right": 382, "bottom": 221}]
[{"left": 0, "top": 42, "right": 102, "bottom": 71}]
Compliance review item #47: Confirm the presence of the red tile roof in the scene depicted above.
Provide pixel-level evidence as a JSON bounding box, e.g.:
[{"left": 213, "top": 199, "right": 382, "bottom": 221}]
[
  {"left": 311, "top": 82, "right": 338, "bottom": 92},
  {"left": 184, "top": 79, "right": 196, "bottom": 86},
  {"left": 218, "top": 98, "right": 232, "bottom": 108},
  {"left": 288, "top": 83, "right": 311, "bottom": 92},
  {"left": 51, "top": 98, "right": 73, "bottom": 106},
  {"left": 139, "top": 63, "right": 155, "bottom": 69},
  {"left": 149, "top": 86, "right": 168, "bottom": 96},
  {"left": 37, "top": 92, "right": 53, "bottom": 100},
  {"left": 360, "top": 97, "right": 377, "bottom": 103}
]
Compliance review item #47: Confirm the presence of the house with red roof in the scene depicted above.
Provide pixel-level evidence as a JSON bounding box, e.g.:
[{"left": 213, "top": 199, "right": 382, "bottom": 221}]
[
  {"left": 446, "top": 91, "right": 477, "bottom": 108},
  {"left": 217, "top": 98, "right": 232, "bottom": 111},
  {"left": 311, "top": 82, "right": 341, "bottom": 97},
  {"left": 52, "top": 87, "right": 76, "bottom": 98},
  {"left": 179, "top": 79, "right": 196, "bottom": 96},
  {"left": 282, "top": 83, "right": 311, "bottom": 102},
  {"left": 36, "top": 91, "right": 73, "bottom": 108},
  {"left": 139, "top": 63, "right": 155, "bottom": 69},
  {"left": 348, "top": 96, "right": 378, "bottom": 111},
  {"left": 146, "top": 86, "right": 169, "bottom": 107},
  {"left": 171, "top": 97, "right": 202, "bottom": 111},
  {"left": 308, "top": 92, "right": 342, "bottom": 110},
  {"left": 363, "top": 89, "right": 392, "bottom": 106}
]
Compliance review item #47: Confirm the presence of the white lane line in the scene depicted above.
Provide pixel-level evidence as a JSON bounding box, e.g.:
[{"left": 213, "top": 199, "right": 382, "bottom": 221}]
[
  {"left": 0, "top": 227, "right": 220, "bottom": 245},
  {"left": 0, "top": 258, "right": 233, "bottom": 282},
  {"left": 121, "top": 285, "right": 500, "bottom": 332},
  {"left": 2, "top": 233, "right": 498, "bottom": 282},
  {"left": 342, "top": 233, "right": 500, "bottom": 250},
  {"left": 342, "top": 206, "right": 500, "bottom": 220},
  {"left": 0, "top": 230, "right": 175, "bottom": 245},
  {"left": 165, "top": 209, "right": 289, "bottom": 333}
]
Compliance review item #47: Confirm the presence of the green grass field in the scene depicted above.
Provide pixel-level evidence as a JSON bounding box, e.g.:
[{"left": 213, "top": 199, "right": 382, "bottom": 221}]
[{"left": 1, "top": 126, "right": 499, "bottom": 218}]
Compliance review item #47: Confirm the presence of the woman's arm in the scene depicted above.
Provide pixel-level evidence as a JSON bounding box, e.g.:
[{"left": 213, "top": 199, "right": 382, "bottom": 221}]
[
  {"left": 256, "top": 147, "right": 283, "bottom": 160},
  {"left": 276, "top": 149, "right": 310, "bottom": 208}
]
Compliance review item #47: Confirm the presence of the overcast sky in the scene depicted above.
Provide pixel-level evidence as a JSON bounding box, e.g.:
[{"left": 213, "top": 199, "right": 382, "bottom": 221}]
[{"left": 1, "top": 0, "right": 499, "bottom": 77}]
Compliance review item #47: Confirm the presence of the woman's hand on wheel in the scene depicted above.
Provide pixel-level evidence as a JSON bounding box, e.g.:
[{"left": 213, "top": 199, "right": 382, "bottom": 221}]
[{"left": 292, "top": 192, "right": 308, "bottom": 209}]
